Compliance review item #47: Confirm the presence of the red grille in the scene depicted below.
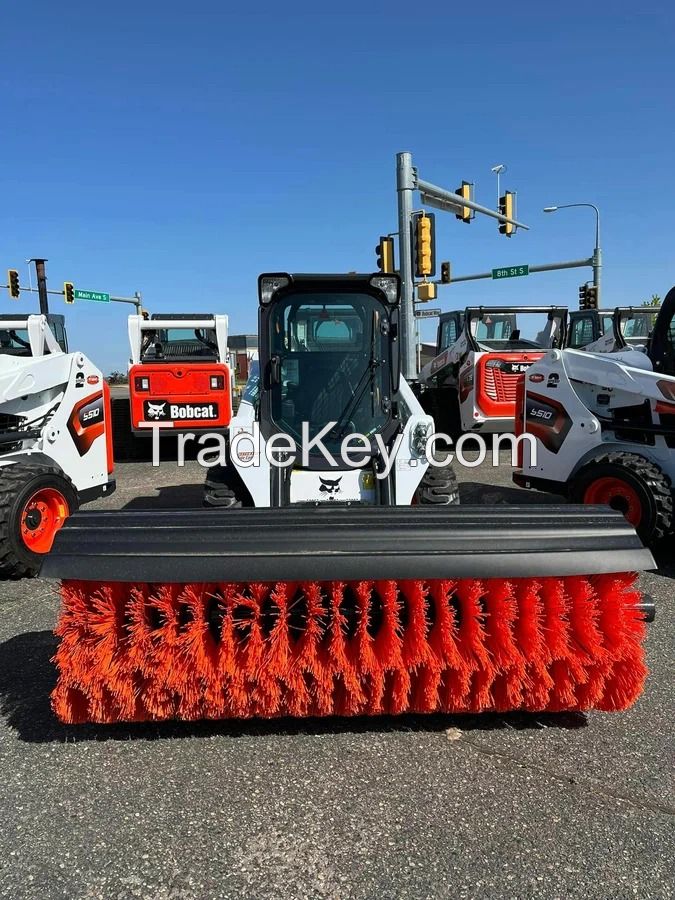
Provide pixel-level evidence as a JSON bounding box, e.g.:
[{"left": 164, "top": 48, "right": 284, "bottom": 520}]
[{"left": 481, "top": 366, "right": 521, "bottom": 402}]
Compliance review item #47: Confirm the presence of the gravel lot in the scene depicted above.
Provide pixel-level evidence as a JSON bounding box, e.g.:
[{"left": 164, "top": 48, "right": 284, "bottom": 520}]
[{"left": 0, "top": 454, "right": 673, "bottom": 899}]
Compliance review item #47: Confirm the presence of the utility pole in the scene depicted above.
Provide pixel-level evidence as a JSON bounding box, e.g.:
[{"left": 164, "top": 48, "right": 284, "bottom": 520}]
[
  {"left": 544, "top": 203, "right": 601, "bottom": 304},
  {"left": 396, "top": 152, "right": 416, "bottom": 379},
  {"left": 30, "top": 258, "right": 50, "bottom": 315}
]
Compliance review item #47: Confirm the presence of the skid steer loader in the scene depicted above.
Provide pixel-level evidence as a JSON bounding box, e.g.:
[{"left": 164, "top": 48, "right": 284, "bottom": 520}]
[
  {"left": 0, "top": 314, "right": 115, "bottom": 577},
  {"left": 514, "top": 286, "right": 675, "bottom": 545},
  {"left": 112, "top": 313, "right": 234, "bottom": 460},
  {"left": 417, "top": 305, "right": 568, "bottom": 437},
  {"left": 41, "top": 274, "right": 655, "bottom": 726},
  {"left": 203, "top": 273, "right": 457, "bottom": 509},
  {"left": 566, "top": 306, "right": 659, "bottom": 353}
]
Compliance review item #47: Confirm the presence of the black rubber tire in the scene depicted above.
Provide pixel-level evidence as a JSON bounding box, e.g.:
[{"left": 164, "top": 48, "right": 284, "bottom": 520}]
[
  {"left": 203, "top": 461, "right": 253, "bottom": 508},
  {"left": 570, "top": 451, "right": 673, "bottom": 545},
  {"left": 0, "top": 462, "right": 79, "bottom": 579},
  {"left": 415, "top": 462, "right": 460, "bottom": 506}
]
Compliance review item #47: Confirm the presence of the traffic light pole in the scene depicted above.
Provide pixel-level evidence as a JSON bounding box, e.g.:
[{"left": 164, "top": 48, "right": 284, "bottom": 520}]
[
  {"left": 438, "top": 256, "right": 594, "bottom": 285},
  {"left": 396, "top": 152, "right": 416, "bottom": 380},
  {"left": 592, "top": 224, "right": 602, "bottom": 304},
  {"left": 31, "top": 258, "right": 50, "bottom": 315},
  {"left": 395, "top": 151, "right": 528, "bottom": 380}
]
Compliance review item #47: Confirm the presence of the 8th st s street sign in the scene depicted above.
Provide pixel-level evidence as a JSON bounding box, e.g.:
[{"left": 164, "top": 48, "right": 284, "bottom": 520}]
[{"left": 492, "top": 265, "right": 529, "bottom": 280}]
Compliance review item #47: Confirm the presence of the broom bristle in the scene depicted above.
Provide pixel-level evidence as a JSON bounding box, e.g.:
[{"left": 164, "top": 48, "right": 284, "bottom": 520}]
[{"left": 51, "top": 574, "right": 648, "bottom": 724}]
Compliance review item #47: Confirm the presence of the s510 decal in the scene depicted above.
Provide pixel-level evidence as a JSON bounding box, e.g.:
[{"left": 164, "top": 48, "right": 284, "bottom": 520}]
[
  {"left": 67, "top": 391, "right": 105, "bottom": 456},
  {"left": 525, "top": 392, "right": 572, "bottom": 453}
]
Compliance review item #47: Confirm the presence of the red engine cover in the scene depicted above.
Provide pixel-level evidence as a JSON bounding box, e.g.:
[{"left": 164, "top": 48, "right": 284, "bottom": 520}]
[{"left": 475, "top": 352, "right": 544, "bottom": 418}]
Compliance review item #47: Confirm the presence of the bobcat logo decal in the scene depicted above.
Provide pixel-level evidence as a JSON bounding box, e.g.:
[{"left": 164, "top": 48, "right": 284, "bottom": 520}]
[
  {"left": 319, "top": 476, "right": 342, "bottom": 498},
  {"left": 146, "top": 401, "right": 167, "bottom": 420}
]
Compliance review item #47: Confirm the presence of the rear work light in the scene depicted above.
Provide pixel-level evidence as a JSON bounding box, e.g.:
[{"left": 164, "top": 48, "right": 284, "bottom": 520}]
[
  {"left": 135, "top": 376, "right": 150, "bottom": 391},
  {"left": 210, "top": 375, "right": 225, "bottom": 390}
]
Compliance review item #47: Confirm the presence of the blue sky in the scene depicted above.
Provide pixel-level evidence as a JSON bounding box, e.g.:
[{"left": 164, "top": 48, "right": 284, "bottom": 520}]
[{"left": 3, "top": 1, "right": 673, "bottom": 373}]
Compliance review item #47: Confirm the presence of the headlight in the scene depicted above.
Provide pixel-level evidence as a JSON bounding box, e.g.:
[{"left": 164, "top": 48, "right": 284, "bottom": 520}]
[
  {"left": 369, "top": 275, "right": 400, "bottom": 304},
  {"left": 411, "top": 420, "right": 432, "bottom": 456},
  {"left": 258, "top": 274, "right": 290, "bottom": 305}
]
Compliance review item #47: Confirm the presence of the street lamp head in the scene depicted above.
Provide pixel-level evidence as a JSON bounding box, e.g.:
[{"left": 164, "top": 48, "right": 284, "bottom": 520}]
[
  {"left": 491, "top": 164, "right": 507, "bottom": 175},
  {"left": 543, "top": 206, "right": 558, "bottom": 213}
]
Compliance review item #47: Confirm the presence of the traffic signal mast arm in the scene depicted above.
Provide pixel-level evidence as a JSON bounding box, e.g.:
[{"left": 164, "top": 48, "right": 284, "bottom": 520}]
[{"left": 415, "top": 176, "right": 529, "bottom": 232}]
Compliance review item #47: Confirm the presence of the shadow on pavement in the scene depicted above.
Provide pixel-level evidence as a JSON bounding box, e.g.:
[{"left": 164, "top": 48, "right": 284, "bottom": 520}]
[
  {"left": 459, "top": 482, "right": 560, "bottom": 506},
  {"left": 121, "top": 484, "right": 204, "bottom": 510},
  {"left": 0, "top": 630, "right": 587, "bottom": 744}
]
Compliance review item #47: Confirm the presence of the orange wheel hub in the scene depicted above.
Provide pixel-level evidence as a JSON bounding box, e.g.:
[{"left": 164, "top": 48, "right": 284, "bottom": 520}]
[
  {"left": 20, "top": 488, "right": 70, "bottom": 554},
  {"left": 583, "top": 476, "right": 642, "bottom": 528}
]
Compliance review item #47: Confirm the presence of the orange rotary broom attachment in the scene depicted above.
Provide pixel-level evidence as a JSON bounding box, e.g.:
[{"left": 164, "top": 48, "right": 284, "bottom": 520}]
[{"left": 41, "top": 506, "right": 656, "bottom": 725}]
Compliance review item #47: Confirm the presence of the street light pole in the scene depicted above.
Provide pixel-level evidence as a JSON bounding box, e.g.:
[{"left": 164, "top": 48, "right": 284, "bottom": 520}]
[{"left": 543, "top": 203, "right": 601, "bottom": 302}]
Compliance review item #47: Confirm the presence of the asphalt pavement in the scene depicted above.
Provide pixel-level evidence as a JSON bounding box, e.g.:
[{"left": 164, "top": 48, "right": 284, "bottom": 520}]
[{"left": 0, "top": 453, "right": 673, "bottom": 899}]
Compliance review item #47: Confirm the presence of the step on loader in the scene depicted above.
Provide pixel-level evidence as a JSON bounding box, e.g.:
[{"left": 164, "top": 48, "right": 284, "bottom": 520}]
[
  {"left": 42, "top": 275, "right": 655, "bottom": 725},
  {"left": 0, "top": 314, "right": 115, "bottom": 578}
]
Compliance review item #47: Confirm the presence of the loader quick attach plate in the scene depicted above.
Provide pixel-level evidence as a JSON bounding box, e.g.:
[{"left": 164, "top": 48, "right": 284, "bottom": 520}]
[{"left": 41, "top": 505, "right": 655, "bottom": 583}]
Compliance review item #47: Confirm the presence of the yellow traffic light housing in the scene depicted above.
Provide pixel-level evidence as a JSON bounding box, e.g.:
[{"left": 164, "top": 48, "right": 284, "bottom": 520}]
[
  {"left": 455, "top": 181, "right": 473, "bottom": 223},
  {"left": 375, "top": 236, "right": 395, "bottom": 273},
  {"left": 64, "top": 282, "right": 75, "bottom": 304},
  {"left": 7, "top": 269, "right": 20, "bottom": 299},
  {"left": 499, "top": 191, "right": 515, "bottom": 237},
  {"left": 413, "top": 212, "right": 435, "bottom": 278},
  {"left": 417, "top": 282, "right": 437, "bottom": 302}
]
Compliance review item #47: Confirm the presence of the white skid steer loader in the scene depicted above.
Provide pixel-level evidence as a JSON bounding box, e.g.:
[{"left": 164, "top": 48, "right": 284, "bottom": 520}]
[
  {"left": 514, "top": 286, "right": 675, "bottom": 545},
  {"left": 0, "top": 314, "right": 115, "bottom": 577},
  {"left": 204, "top": 273, "right": 459, "bottom": 508}
]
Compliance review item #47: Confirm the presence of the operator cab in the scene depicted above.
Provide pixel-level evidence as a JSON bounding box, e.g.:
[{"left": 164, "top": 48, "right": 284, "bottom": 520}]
[
  {"left": 259, "top": 273, "right": 401, "bottom": 462},
  {"left": 0, "top": 313, "right": 68, "bottom": 356},
  {"left": 567, "top": 308, "right": 659, "bottom": 350},
  {"left": 466, "top": 308, "right": 567, "bottom": 352},
  {"left": 140, "top": 313, "right": 219, "bottom": 363},
  {"left": 436, "top": 311, "right": 465, "bottom": 353}
]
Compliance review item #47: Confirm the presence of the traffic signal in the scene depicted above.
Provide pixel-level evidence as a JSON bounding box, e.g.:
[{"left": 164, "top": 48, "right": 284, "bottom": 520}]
[
  {"left": 578, "top": 283, "right": 598, "bottom": 310},
  {"left": 413, "top": 212, "right": 436, "bottom": 278},
  {"left": 455, "top": 181, "right": 472, "bottom": 223},
  {"left": 7, "top": 269, "right": 20, "bottom": 299},
  {"left": 417, "top": 281, "right": 437, "bottom": 302},
  {"left": 64, "top": 282, "right": 75, "bottom": 304},
  {"left": 441, "top": 261, "right": 451, "bottom": 284},
  {"left": 498, "top": 191, "right": 515, "bottom": 237},
  {"left": 375, "top": 236, "right": 395, "bottom": 273}
]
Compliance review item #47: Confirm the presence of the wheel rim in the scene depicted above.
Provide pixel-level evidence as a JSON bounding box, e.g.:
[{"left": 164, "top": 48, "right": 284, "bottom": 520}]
[
  {"left": 583, "top": 476, "right": 642, "bottom": 528},
  {"left": 20, "top": 488, "right": 70, "bottom": 554}
]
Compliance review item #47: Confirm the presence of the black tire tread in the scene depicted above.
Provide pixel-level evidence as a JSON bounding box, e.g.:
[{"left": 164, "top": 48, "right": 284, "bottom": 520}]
[
  {"left": 203, "top": 461, "right": 250, "bottom": 508},
  {"left": 0, "top": 461, "right": 77, "bottom": 579},
  {"left": 416, "top": 462, "right": 460, "bottom": 506},
  {"left": 574, "top": 450, "right": 673, "bottom": 543}
]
